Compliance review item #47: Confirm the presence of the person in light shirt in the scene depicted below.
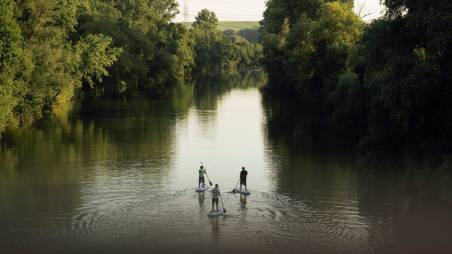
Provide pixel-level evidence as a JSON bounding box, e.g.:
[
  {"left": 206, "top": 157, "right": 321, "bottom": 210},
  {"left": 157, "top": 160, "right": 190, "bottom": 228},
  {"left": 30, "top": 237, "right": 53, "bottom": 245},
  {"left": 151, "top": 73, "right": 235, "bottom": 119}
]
[
  {"left": 198, "top": 166, "right": 206, "bottom": 188},
  {"left": 211, "top": 184, "right": 221, "bottom": 212}
]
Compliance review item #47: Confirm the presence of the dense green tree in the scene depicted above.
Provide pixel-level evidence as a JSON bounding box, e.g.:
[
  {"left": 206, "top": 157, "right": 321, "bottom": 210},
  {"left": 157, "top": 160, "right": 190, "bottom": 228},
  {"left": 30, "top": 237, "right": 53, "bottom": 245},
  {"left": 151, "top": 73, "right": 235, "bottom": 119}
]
[
  {"left": 191, "top": 9, "right": 262, "bottom": 73},
  {"left": 262, "top": 0, "right": 363, "bottom": 103},
  {"left": 76, "top": 0, "right": 191, "bottom": 95},
  {"left": 350, "top": 0, "right": 452, "bottom": 159},
  {"left": 193, "top": 9, "right": 218, "bottom": 29},
  {"left": 0, "top": 0, "right": 23, "bottom": 133},
  {"left": 75, "top": 34, "right": 122, "bottom": 88},
  {"left": 262, "top": 0, "right": 452, "bottom": 165},
  {"left": 222, "top": 29, "right": 236, "bottom": 38},
  {"left": 223, "top": 28, "right": 261, "bottom": 43},
  {"left": 229, "top": 35, "right": 262, "bottom": 68},
  {"left": 0, "top": 0, "right": 120, "bottom": 134},
  {"left": 237, "top": 28, "right": 260, "bottom": 43},
  {"left": 0, "top": 2, "right": 263, "bottom": 137}
]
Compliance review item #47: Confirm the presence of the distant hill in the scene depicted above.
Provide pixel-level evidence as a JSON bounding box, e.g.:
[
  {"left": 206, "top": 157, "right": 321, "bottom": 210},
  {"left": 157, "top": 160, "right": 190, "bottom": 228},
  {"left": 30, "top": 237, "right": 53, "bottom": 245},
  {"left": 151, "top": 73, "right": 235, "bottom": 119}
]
[{"left": 181, "top": 21, "right": 260, "bottom": 31}]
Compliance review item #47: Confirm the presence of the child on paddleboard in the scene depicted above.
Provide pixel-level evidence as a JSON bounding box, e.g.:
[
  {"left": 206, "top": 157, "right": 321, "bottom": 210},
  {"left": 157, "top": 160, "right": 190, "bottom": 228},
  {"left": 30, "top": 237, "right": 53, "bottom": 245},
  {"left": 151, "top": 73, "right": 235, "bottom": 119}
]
[{"left": 211, "top": 184, "right": 221, "bottom": 212}]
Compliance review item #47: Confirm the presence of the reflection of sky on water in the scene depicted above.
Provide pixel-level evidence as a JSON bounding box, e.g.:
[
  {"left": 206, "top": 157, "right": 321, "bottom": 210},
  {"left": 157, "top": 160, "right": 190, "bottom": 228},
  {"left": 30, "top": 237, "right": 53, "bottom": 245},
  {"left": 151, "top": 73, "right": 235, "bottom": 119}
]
[{"left": 172, "top": 88, "right": 271, "bottom": 192}]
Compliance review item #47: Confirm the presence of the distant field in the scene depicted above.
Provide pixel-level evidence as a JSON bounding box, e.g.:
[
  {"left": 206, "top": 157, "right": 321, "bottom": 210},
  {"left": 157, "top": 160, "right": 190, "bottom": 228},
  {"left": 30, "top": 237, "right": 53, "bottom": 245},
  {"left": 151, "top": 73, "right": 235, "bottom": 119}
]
[
  {"left": 217, "top": 21, "right": 260, "bottom": 31},
  {"left": 181, "top": 21, "right": 260, "bottom": 31}
]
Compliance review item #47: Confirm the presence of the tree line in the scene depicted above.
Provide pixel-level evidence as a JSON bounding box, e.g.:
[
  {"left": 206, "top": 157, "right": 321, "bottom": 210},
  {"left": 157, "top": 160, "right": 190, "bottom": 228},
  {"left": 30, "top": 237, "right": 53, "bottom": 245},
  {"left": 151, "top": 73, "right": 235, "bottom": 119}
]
[
  {"left": 0, "top": 0, "right": 262, "bottom": 136},
  {"left": 261, "top": 0, "right": 452, "bottom": 166}
]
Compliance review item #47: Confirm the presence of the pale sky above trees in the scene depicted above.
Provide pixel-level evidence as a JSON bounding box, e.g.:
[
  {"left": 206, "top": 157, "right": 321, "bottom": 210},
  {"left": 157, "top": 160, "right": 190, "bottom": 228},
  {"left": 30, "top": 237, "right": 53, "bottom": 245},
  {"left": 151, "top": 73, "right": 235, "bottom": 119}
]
[{"left": 175, "top": 0, "right": 384, "bottom": 22}]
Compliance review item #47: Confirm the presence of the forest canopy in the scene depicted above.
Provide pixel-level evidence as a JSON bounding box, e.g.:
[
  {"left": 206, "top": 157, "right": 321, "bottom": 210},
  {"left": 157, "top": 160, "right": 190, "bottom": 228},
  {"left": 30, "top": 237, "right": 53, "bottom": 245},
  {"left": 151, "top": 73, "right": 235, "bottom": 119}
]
[
  {"left": 0, "top": 1, "right": 262, "bottom": 136},
  {"left": 260, "top": 0, "right": 452, "bottom": 165}
]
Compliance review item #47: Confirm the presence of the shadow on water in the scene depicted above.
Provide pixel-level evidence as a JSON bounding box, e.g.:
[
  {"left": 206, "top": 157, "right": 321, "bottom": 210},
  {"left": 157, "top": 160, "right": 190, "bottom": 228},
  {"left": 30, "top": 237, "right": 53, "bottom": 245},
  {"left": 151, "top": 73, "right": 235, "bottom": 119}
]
[
  {"left": 261, "top": 90, "right": 452, "bottom": 253},
  {"left": 0, "top": 93, "right": 180, "bottom": 249}
]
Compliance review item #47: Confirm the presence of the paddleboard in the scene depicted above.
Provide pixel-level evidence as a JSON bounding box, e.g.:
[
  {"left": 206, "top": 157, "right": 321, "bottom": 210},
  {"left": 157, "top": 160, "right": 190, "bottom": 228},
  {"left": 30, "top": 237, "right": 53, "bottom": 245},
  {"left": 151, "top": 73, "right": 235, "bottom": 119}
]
[
  {"left": 208, "top": 210, "right": 225, "bottom": 217},
  {"left": 195, "top": 185, "right": 209, "bottom": 193},
  {"left": 234, "top": 188, "right": 251, "bottom": 195}
]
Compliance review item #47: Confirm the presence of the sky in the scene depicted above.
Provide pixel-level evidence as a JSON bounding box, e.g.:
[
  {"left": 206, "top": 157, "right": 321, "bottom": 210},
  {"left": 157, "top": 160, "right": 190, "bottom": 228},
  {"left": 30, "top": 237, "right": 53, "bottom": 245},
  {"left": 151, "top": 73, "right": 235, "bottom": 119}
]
[{"left": 175, "top": 0, "right": 385, "bottom": 22}]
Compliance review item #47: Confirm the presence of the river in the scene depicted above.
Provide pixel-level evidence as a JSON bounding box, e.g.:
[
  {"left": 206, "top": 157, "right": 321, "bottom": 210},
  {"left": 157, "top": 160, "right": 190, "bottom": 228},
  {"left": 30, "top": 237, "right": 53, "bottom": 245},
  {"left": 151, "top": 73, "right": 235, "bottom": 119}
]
[{"left": 1, "top": 72, "right": 452, "bottom": 254}]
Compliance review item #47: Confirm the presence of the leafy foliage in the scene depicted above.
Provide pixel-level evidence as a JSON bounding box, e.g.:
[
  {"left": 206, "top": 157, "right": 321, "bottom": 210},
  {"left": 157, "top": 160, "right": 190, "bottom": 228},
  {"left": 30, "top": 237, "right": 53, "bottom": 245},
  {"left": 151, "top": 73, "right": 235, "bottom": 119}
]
[
  {"left": 224, "top": 28, "right": 261, "bottom": 43},
  {"left": 262, "top": 0, "right": 363, "bottom": 104},
  {"left": 191, "top": 10, "right": 262, "bottom": 73},
  {"left": 261, "top": 0, "right": 452, "bottom": 164},
  {"left": 351, "top": 0, "right": 452, "bottom": 158},
  {"left": 194, "top": 9, "right": 218, "bottom": 29},
  {"left": 237, "top": 28, "right": 261, "bottom": 43},
  {"left": 0, "top": 0, "right": 120, "bottom": 131},
  {"left": 0, "top": 1, "right": 263, "bottom": 136},
  {"left": 0, "top": 0, "right": 23, "bottom": 132}
]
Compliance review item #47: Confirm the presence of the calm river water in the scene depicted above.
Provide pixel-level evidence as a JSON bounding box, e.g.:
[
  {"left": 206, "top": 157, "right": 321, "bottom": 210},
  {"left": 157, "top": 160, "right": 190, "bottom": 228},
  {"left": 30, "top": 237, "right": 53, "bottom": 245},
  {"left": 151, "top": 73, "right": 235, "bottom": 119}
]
[{"left": 1, "top": 72, "right": 452, "bottom": 254}]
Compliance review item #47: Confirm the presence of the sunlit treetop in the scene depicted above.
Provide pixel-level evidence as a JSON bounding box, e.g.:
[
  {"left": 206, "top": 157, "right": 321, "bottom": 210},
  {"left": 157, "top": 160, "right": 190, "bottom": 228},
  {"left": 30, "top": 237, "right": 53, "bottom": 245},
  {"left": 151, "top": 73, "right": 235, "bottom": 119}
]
[{"left": 193, "top": 9, "right": 218, "bottom": 28}]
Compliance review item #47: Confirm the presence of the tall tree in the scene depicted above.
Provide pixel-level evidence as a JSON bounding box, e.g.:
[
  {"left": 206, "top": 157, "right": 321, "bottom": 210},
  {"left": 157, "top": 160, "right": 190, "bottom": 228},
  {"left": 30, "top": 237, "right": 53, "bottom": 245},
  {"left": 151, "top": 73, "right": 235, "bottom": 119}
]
[
  {"left": 0, "top": 0, "right": 23, "bottom": 133},
  {"left": 1, "top": 0, "right": 120, "bottom": 131},
  {"left": 193, "top": 9, "right": 218, "bottom": 28},
  {"left": 350, "top": 0, "right": 452, "bottom": 157},
  {"left": 77, "top": 0, "right": 193, "bottom": 95},
  {"left": 261, "top": 0, "right": 363, "bottom": 102}
]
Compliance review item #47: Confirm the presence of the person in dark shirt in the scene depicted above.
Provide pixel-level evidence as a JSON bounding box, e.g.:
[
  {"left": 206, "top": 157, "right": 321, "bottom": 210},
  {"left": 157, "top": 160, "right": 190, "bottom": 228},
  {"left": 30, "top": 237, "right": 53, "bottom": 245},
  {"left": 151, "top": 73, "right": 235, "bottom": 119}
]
[{"left": 240, "top": 167, "right": 248, "bottom": 192}]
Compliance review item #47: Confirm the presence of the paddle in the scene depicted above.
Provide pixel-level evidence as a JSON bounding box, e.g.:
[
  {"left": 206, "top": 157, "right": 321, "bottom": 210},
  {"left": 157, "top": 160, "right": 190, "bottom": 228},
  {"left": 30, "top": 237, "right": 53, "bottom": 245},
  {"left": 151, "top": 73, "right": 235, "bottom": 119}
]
[
  {"left": 219, "top": 193, "right": 227, "bottom": 213},
  {"left": 200, "top": 162, "right": 213, "bottom": 186},
  {"left": 231, "top": 180, "right": 240, "bottom": 193}
]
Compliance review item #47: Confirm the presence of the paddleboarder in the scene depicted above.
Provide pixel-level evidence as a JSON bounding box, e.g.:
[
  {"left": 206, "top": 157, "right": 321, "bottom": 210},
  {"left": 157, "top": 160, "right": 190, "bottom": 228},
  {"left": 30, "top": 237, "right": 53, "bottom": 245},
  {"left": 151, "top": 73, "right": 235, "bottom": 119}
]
[
  {"left": 199, "top": 166, "right": 206, "bottom": 188},
  {"left": 240, "top": 167, "right": 248, "bottom": 192},
  {"left": 211, "top": 184, "right": 221, "bottom": 212}
]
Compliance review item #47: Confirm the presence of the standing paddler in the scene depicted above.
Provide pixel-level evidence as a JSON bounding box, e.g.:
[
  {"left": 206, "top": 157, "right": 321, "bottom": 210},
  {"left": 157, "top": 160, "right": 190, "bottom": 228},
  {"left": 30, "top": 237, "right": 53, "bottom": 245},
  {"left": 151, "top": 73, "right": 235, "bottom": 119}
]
[
  {"left": 199, "top": 165, "right": 206, "bottom": 189},
  {"left": 240, "top": 166, "right": 248, "bottom": 192},
  {"left": 211, "top": 184, "right": 221, "bottom": 212}
]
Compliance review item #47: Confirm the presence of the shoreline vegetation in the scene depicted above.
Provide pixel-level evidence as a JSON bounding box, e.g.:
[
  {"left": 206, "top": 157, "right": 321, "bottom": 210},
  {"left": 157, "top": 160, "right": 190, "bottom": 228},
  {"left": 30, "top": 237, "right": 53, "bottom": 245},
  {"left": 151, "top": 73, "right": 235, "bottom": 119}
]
[
  {"left": 2, "top": 0, "right": 451, "bottom": 171},
  {"left": 260, "top": 0, "right": 452, "bottom": 169},
  {"left": 0, "top": 0, "right": 262, "bottom": 138}
]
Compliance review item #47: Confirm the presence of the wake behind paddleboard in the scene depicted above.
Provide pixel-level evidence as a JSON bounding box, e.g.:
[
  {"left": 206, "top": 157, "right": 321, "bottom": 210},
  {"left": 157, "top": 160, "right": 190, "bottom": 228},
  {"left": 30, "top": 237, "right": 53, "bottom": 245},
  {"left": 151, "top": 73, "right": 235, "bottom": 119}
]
[
  {"left": 234, "top": 188, "right": 251, "bottom": 195},
  {"left": 195, "top": 186, "right": 209, "bottom": 193}
]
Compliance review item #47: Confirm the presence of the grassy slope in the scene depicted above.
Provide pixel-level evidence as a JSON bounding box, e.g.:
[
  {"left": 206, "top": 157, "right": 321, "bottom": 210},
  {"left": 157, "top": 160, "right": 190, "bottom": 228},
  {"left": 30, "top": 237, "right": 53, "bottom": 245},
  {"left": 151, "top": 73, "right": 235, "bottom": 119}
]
[
  {"left": 181, "top": 21, "right": 259, "bottom": 31},
  {"left": 217, "top": 21, "right": 259, "bottom": 31}
]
